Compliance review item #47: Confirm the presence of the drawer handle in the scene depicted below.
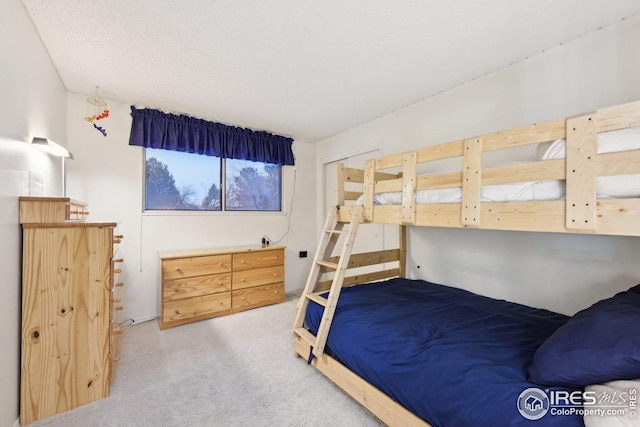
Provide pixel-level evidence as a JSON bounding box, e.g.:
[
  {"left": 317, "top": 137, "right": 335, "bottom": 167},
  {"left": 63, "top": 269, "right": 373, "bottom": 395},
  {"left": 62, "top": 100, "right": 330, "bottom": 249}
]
[
  {"left": 219, "top": 301, "right": 224, "bottom": 305},
  {"left": 112, "top": 298, "right": 121, "bottom": 303},
  {"left": 112, "top": 327, "right": 123, "bottom": 335},
  {"left": 114, "top": 235, "right": 124, "bottom": 239},
  {"left": 115, "top": 282, "right": 124, "bottom": 287},
  {"left": 241, "top": 296, "right": 245, "bottom": 300},
  {"left": 274, "top": 273, "right": 278, "bottom": 276},
  {"left": 112, "top": 356, "right": 120, "bottom": 362},
  {"left": 219, "top": 262, "right": 223, "bottom": 266},
  {"left": 241, "top": 260, "right": 245, "bottom": 263},
  {"left": 113, "top": 269, "right": 122, "bottom": 274},
  {"left": 241, "top": 278, "right": 246, "bottom": 282},
  {"left": 113, "top": 239, "right": 122, "bottom": 244},
  {"left": 113, "top": 258, "right": 124, "bottom": 263},
  {"left": 175, "top": 267, "right": 180, "bottom": 271},
  {"left": 114, "top": 306, "right": 124, "bottom": 311}
]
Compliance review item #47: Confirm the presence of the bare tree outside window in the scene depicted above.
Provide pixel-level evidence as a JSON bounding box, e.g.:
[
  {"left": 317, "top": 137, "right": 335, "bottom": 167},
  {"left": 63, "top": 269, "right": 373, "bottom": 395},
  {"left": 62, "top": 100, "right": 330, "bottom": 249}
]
[
  {"left": 225, "top": 158, "right": 281, "bottom": 211},
  {"left": 144, "top": 148, "right": 280, "bottom": 212}
]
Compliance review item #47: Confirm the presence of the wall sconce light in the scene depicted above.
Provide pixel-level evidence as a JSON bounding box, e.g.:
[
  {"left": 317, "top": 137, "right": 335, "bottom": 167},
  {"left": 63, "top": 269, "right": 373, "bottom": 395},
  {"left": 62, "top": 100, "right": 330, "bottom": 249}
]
[
  {"left": 31, "top": 137, "right": 73, "bottom": 159},
  {"left": 31, "top": 137, "right": 74, "bottom": 197}
]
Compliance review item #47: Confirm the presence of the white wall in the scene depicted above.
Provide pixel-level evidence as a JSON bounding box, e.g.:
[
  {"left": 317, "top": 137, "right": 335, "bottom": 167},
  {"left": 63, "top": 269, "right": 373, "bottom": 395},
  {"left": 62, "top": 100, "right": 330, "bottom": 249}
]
[
  {"left": 316, "top": 15, "right": 640, "bottom": 316},
  {"left": 0, "top": 1, "right": 68, "bottom": 425},
  {"left": 66, "top": 93, "right": 316, "bottom": 323}
]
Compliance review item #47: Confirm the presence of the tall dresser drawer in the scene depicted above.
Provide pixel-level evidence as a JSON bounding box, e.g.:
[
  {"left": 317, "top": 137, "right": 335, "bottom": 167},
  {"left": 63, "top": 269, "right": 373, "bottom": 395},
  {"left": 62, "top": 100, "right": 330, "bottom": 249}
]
[
  {"left": 163, "top": 254, "right": 231, "bottom": 280},
  {"left": 233, "top": 265, "right": 284, "bottom": 290},
  {"left": 233, "top": 249, "right": 284, "bottom": 271},
  {"left": 163, "top": 293, "right": 231, "bottom": 324}
]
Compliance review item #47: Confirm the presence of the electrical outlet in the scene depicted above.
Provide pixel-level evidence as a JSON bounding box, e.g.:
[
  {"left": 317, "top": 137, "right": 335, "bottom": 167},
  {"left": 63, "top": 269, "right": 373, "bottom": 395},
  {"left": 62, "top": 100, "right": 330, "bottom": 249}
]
[{"left": 299, "top": 251, "right": 307, "bottom": 258}]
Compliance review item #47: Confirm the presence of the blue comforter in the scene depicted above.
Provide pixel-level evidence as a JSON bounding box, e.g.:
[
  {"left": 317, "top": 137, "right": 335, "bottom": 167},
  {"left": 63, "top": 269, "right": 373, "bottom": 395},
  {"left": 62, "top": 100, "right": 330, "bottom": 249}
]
[{"left": 305, "top": 278, "right": 583, "bottom": 427}]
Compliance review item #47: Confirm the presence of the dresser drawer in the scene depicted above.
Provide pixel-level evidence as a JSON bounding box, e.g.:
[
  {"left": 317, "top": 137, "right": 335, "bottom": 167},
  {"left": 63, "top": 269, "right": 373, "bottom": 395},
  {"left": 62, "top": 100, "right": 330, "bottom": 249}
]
[
  {"left": 232, "top": 283, "right": 284, "bottom": 312},
  {"left": 162, "top": 292, "right": 231, "bottom": 325},
  {"left": 164, "top": 273, "right": 231, "bottom": 301},
  {"left": 233, "top": 249, "right": 284, "bottom": 271},
  {"left": 232, "top": 265, "right": 284, "bottom": 290},
  {"left": 163, "top": 254, "right": 231, "bottom": 280}
]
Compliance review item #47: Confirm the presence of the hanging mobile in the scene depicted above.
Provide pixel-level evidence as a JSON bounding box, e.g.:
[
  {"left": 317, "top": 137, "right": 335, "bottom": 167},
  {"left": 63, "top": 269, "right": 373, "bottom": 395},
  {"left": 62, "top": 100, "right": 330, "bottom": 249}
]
[{"left": 85, "top": 87, "right": 109, "bottom": 137}]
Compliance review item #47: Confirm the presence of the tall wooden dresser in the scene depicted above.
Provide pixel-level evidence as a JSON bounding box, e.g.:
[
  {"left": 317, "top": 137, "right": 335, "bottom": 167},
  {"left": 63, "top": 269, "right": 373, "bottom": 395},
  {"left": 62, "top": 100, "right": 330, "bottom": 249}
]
[
  {"left": 158, "top": 245, "right": 285, "bottom": 329},
  {"left": 19, "top": 197, "right": 124, "bottom": 425}
]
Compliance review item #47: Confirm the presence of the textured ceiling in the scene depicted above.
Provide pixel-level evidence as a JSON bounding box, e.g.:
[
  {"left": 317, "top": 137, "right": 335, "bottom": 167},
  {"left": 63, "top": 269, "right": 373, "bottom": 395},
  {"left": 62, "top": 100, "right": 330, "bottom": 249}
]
[{"left": 21, "top": 1, "right": 640, "bottom": 141}]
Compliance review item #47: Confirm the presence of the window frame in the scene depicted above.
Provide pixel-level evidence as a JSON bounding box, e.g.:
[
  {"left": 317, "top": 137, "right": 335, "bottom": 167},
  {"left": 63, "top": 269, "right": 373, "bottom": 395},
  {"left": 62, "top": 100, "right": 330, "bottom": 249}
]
[{"left": 142, "top": 148, "right": 285, "bottom": 216}]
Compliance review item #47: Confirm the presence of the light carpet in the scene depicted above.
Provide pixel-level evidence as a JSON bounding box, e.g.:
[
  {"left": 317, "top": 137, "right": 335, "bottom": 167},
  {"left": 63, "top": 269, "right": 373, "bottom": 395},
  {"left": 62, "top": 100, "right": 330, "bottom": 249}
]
[{"left": 27, "top": 296, "right": 384, "bottom": 427}]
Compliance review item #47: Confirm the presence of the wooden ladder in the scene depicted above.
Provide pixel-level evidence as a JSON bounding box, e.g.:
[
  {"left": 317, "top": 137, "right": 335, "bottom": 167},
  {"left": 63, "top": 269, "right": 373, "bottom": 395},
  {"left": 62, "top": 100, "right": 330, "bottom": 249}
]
[{"left": 293, "top": 205, "right": 363, "bottom": 358}]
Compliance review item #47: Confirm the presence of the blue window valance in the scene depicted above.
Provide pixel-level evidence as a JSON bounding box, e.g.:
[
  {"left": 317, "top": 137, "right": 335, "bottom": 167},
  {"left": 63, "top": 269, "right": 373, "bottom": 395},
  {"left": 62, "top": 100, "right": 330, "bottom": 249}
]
[{"left": 129, "top": 106, "right": 295, "bottom": 166}]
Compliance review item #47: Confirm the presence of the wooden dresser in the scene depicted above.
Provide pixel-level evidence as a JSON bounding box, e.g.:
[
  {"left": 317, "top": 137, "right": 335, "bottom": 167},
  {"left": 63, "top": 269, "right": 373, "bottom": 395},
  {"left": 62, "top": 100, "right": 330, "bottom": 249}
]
[
  {"left": 19, "top": 197, "right": 124, "bottom": 425},
  {"left": 158, "top": 245, "right": 285, "bottom": 329}
]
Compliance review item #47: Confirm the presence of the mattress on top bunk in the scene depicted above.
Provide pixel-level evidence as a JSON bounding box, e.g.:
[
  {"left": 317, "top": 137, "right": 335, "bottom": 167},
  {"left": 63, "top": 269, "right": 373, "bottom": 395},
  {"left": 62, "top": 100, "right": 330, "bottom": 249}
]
[
  {"left": 304, "top": 278, "right": 583, "bottom": 427},
  {"left": 358, "top": 126, "right": 640, "bottom": 205}
]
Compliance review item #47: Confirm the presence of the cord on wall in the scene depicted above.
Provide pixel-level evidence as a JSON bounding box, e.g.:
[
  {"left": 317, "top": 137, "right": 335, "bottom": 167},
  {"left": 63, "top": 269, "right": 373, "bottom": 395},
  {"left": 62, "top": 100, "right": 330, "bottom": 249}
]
[{"left": 264, "top": 167, "right": 297, "bottom": 244}]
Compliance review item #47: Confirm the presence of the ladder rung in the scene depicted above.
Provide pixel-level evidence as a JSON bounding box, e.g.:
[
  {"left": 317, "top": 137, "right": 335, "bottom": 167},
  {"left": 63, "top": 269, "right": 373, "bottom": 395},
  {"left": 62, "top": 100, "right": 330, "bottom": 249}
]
[
  {"left": 316, "top": 260, "right": 338, "bottom": 270},
  {"left": 324, "top": 229, "right": 348, "bottom": 234},
  {"left": 293, "top": 327, "right": 316, "bottom": 346},
  {"left": 305, "top": 292, "right": 327, "bottom": 307}
]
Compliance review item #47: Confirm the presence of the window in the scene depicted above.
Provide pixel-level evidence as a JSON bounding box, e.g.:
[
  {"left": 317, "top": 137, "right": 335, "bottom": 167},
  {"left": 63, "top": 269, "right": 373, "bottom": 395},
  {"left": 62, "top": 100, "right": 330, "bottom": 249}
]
[
  {"left": 145, "top": 148, "right": 281, "bottom": 211},
  {"left": 225, "top": 158, "right": 281, "bottom": 211}
]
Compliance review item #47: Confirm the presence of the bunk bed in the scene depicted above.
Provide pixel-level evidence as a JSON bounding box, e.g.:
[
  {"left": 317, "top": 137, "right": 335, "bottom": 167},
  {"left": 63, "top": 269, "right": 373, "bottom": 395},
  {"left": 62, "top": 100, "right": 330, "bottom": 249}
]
[{"left": 292, "top": 99, "right": 640, "bottom": 427}]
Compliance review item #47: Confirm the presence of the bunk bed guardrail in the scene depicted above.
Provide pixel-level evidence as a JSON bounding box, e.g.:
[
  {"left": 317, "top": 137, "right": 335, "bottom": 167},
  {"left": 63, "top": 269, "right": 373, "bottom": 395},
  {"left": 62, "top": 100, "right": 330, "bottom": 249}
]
[{"left": 335, "top": 100, "right": 640, "bottom": 236}]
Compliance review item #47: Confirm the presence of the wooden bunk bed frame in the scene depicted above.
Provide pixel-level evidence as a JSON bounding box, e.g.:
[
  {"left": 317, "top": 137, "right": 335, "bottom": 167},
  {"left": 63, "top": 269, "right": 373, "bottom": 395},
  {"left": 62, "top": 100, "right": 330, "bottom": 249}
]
[{"left": 293, "top": 99, "right": 640, "bottom": 427}]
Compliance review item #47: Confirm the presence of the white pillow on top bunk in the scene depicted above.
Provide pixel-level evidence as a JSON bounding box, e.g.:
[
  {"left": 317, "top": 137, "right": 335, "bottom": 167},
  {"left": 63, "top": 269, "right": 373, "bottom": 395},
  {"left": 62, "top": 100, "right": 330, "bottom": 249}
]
[
  {"left": 536, "top": 126, "right": 640, "bottom": 198},
  {"left": 536, "top": 126, "right": 640, "bottom": 161}
]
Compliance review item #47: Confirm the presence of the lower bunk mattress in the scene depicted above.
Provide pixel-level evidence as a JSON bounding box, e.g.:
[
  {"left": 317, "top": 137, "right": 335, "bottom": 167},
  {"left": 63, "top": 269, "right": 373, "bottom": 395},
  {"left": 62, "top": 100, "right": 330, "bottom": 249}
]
[{"left": 304, "top": 278, "right": 583, "bottom": 427}]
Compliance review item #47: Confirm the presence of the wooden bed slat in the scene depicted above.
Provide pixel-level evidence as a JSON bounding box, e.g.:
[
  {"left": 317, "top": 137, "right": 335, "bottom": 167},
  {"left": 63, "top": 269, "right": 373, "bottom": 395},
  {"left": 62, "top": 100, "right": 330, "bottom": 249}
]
[
  {"left": 483, "top": 118, "right": 566, "bottom": 151},
  {"left": 598, "top": 150, "right": 640, "bottom": 176},
  {"left": 375, "top": 153, "right": 404, "bottom": 170},
  {"left": 596, "top": 199, "right": 640, "bottom": 236},
  {"left": 482, "top": 159, "right": 565, "bottom": 185},
  {"left": 348, "top": 200, "right": 640, "bottom": 236},
  {"left": 326, "top": 249, "right": 400, "bottom": 269},
  {"left": 344, "top": 191, "right": 362, "bottom": 201},
  {"left": 597, "top": 99, "right": 640, "bottom": 132},
  {"left": 416, "top": 139, "right": 464, "bottom": 162},
  {"left": 343, "top": 167, "right": 364, "bottom": 183},
  {"left": 416, "top": 171, "right": 462, "bottom": 190},
  {"left": 461, "top": 138, "right": 482, "bottom": 227},
  {"left": 317, "top": 268, "right": 401, "bottom": 291},
  {"left": 294, "top": 336, "right": 430, "bottom": 427},
  {"left": 363, "top": 161, "right": 375, "bottom": 221},
  {"left": 343, "top": 166, "right": 400, "bottom": 183},
  {"left": 375, "top": 177, "right": 403, "bottom": 193},
  {"left": 565, "top": 113, "right": 597, "bottom": 232},
  {"left": 401, "top": 152, "right": 417, "bottom": 224},
  {"left": 336, "top": 164, "right": 346, "bottom": 205}
]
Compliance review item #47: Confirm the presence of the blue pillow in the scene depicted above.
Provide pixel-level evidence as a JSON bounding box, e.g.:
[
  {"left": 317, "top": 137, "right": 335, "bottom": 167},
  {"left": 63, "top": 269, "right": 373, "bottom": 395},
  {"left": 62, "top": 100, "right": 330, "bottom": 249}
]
[{"left": 528, "top": 284, "right": 640, "bottom": 388}]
